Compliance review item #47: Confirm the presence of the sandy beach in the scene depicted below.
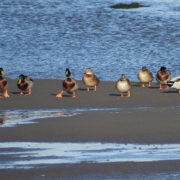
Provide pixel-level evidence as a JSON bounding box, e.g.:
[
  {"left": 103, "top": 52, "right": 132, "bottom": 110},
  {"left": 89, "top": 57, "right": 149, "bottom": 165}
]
[{"left": 0, "top": 79, "right": 180, "bottom": 179}]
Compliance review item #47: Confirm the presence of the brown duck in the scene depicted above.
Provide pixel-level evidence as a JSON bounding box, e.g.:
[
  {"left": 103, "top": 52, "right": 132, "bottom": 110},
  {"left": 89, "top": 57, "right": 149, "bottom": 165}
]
[
  {"left": 156, "top": 66, "right": 171, "bottom": 90},
  {"left": 82, "top": 68, "right": 100, "bottom": 92},
  {"left": 138, "top": 66, "right": 153, "bottom": 87},
  {"left": 0, "top": 68, "right": 10, "bottom": 98},
  {"left": 116, "top": 74, "right": 131, "bottom": 97}
]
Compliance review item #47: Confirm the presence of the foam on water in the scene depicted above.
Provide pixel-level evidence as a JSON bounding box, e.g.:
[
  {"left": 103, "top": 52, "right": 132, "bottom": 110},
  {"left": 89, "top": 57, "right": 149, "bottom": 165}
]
[{"left": 0, "top": 142, "right": 180, "bottom": 169}]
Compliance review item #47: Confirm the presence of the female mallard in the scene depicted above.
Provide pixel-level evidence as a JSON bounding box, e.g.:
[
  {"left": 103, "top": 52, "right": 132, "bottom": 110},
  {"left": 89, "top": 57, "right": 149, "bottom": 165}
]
[
  {"left": 116, "top": 74, "right": 131, "bottom": 97},
  {"left": 17, "top": 74, "right": 34, "bottom": 95},
  {"left": 167, "top": 76, "right": 180, "bottom": 94},
  {"left": 138, "top": 66, "right": 153, "bottom": 87},
  {"left": 56, "top": 68, "right": 78, "bottom": 98},
  {"left": 0, "top": 68, "right": 10, "bottom": 98},
  {"left": 156, "top": 66, "right": 171, "bottom": 90},
  {"left": 82, "top": 68, "right": 100, "bottom": 92}
]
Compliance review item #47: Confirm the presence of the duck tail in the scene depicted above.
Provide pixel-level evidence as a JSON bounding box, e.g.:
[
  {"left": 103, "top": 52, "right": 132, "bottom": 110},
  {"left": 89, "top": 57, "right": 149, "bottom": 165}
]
[{"left": 167, "top": 81, "right": 174, "bottom": 87}]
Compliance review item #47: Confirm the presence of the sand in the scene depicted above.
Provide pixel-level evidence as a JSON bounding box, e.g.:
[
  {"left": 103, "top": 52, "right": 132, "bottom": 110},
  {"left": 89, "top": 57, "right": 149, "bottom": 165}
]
[{"left": 0, "top": 79, "right": 180, "bottom": 179}]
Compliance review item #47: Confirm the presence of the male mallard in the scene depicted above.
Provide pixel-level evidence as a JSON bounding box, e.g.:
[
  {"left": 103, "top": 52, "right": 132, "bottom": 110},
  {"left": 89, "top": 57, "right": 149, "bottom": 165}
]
[
  {"left": 17, "top": 74, "right": 34, "bottom": 95},
  {"left": 138, "top": 66, "right": 153, "bottom": 87},
  {"left": 156, "top": 66, "right": 171, "bottom": 90},
  {"left": 116, "top": 74, "right": 131, "bottom": 97},
  {"left": 56, "top": 68, "right": 78, "bottom": 98},
  {"left": 0, "top": 68, "right": 10, "bottom": 98},
  {"left": 82, "top": 68, "right": 100, "bottom": 92},
  {"left": 167, "top": 76, "right": 180, "bottom": 94}
]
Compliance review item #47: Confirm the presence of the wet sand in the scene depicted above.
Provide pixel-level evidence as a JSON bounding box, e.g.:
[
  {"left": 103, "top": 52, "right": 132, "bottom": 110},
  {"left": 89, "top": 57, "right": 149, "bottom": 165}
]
[{"left": 0, "top": 79, "right": 180, "bottom": 179}]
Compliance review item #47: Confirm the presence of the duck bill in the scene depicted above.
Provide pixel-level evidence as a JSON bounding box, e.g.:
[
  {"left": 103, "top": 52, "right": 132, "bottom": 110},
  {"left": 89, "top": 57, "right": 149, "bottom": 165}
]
[
  {"left": 1, "top": 71, "right": 5, "bottom": 75},
  {"left": 18, "top": 79, "right": 22, "bottom": 84}
]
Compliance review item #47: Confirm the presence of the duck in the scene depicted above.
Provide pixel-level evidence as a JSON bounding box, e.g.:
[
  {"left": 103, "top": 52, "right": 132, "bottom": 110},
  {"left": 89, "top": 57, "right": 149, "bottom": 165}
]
[
  {"left": 17, "top": 74, "right": 34, "bottom": 95},
  {"left": 116, "top": 74, "right": 131, "bottom": 97},
  {"left": 137, "top": 66, "right": 153, "bottom": 87},
  {"left": 0, "top": 68, "right": 10, "bottom": 98},
  {"left": 56, "top": 68, "right": 78, "bottom": 98},
  {"left": 82, "top": 68, "right": 100, "bottom": 92},
  {"left": 167, "top": 76, "right": 180, "bottom": 94},
  {"left": 156, "top": 66, "right": 171, "bottom": 90}
]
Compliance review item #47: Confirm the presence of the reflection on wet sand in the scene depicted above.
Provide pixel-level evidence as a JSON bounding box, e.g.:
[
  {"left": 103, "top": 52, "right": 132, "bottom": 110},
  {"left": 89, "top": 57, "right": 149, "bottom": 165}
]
[
  {"left": 0, "top": 112, "right": 8, "bottom": 125},
  {"left": 0, "top": 110, "right": 68, "bottom": 127}
]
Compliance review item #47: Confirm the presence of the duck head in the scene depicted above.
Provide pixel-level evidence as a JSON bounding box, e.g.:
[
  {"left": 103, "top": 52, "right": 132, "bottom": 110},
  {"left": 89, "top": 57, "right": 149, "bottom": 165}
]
[
  {"left": 160, "top": 66, "right": 166, "bottom": 71},
  {"left": 142, "top": 66, "right": 147, "bottom": 71},
  {"left": 120, "top": 74, "right": 126, "bottom": 80},
  {"left": 18, "top": 74, "right": 25, "bottom": 84},
  {"left": 65, "top": 68, "right": 71, "bottom": 77},
  {"left": 0, "top": 68, "right": 5, "bottom": 76},
  {"left": 85, "top": 68, "right": 93, "bottom": 75}
]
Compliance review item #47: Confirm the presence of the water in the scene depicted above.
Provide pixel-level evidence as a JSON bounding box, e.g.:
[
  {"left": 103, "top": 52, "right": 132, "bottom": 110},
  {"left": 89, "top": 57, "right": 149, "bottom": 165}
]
[
  {"left": 0, "top": 0, "right": 180, "bottom": 81},
  {"left": 1, "top": 142, "right": 180, "bottom": 169}
]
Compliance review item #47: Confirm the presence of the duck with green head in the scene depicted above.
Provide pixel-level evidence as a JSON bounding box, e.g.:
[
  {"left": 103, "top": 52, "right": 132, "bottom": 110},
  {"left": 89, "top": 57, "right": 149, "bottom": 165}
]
[
  {"left": 56, "top": 68, "right": 78, "bottom": 98},
  {"left": 17, "top": 74, "right": 34, "bottom": 95},
  {"left": 0, "top": 68, "right": 10, "bottom": 98}
]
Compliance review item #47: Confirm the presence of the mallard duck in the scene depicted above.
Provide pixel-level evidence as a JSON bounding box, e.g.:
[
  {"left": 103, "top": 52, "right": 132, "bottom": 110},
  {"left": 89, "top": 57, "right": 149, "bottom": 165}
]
[
  {"left": 116, "top": 74, "right": 131, "bottom": 97},
  {"left": 167, "top": 76, "right": 180, "bottom": 94},
  {"left": 156, "top": 66, "right": 171, "bottom": 90},
  {"left": 0, "top": 68, "right": 10, "bottom": 98},
  {"left": 138, "top": 66, "right": 153, "bottom": 87},
  {"left": 17, "top": 74, "right": 34, "bottom": 95},
  {"left": 56, "top": 68, "right": 78, "bottom": 98},
  {"left": 82, "top": 68, "right": 100, "bottom": 92}
]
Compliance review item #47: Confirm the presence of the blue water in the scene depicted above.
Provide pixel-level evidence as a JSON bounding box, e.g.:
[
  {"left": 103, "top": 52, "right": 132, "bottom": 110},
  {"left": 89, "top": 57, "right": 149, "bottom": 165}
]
[{"left": 0, "top": 0, "right": 180, "bottom": 81}]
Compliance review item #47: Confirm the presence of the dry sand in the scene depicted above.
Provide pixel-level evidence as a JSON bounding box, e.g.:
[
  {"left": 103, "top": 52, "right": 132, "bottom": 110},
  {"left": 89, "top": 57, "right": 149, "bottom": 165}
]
[{"left": 0, "top": 79, "right": 180, "bottom": 179}]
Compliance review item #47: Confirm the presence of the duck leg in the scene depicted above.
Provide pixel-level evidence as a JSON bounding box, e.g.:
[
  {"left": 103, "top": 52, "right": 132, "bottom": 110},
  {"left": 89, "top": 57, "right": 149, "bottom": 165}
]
[
  {"left": 18, "top": 91, "right": 24, "bottom": 95},
  {"left": 148, "top": 82, "right": 151, "bottom": 87},
  {"left": 178, "top": 90, "right": 180, "bottom": 94},
  {"left": 27, "top": 89, "right": 32, "bottom": 95},
  {"left": 86, "top": 87, "right": 90, "bottom": 92},
  {"left": 72, "top": 91, "right": 77, "bottom": 98},
  {"left": 141, "top": 83, "right": 145, "bottom": 88},
  {"left": 159, "top": 84, "right": 163, "bottom": 90},
  {"left": 4, "top": 90, "right": 10, "bottom": 98},
  {"left": 127, "top": 90, "right": 131, "bottom": 97},
  {"left": 120, "top": 92, "right": 124, "bottom": 97},
  {"left": 56, "top": 90, "right": 64, "bottom": 98},
  {"left": 165, "top": 85, "right": 170, "bottom": 90},
  {"left": 94, "top": 85, "right": 97, "bottom": 92}
]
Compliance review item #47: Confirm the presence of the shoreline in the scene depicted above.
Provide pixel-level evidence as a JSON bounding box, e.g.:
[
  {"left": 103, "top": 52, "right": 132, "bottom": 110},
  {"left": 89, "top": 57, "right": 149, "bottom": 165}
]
[{"left": 1, "top": 79, "right": 180, "bottom": 179}]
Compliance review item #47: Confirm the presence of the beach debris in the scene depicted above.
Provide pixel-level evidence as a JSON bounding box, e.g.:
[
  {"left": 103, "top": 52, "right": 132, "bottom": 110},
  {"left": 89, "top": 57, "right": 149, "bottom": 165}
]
[{"left": 82, "top": 68, "right": 100, "bottom": 92}]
